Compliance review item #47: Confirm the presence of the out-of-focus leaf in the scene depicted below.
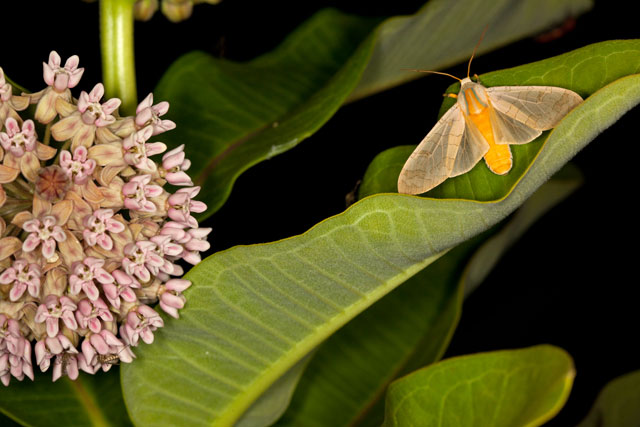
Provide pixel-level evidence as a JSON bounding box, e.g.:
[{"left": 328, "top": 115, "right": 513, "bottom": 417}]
[
  {"left": 577, "top": 370, "right": 640, "bottom": 427},
  {"left": 234, "top": 354, "right": 313, "bottom": 427},
  {"left": 382, "top": 345, "right": 575, "bottom": 427},
  {"left": 0, "top": 369, "right": 131, "bottom": 427},
  {"left": 349, "top": 0, "right": 592, "bottom": 101}
]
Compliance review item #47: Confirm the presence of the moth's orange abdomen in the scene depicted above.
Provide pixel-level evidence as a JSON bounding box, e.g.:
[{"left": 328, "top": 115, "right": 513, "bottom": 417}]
[{"left": 465, "top": 95, "right": 513, "bottom": 175}]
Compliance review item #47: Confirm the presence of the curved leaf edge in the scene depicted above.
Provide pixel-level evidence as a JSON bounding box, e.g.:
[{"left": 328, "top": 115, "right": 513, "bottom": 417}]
[{"left": 383, "top": 344, "right": 576, "bottom": 427}]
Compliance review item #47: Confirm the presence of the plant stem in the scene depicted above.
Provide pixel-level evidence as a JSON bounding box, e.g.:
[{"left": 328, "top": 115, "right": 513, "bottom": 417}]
[{"left": 100, "top": 0, "right": 137, "bottom": 116}]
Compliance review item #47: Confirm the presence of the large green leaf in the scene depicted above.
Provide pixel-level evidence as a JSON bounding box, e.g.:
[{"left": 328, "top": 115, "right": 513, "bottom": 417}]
[
  {"left": 156, "top": 0, "right": 590, "bottom": 217},
  {"left": 382, "top": 345, "right": 575, "bottom": 427},
  {"left": 359, "top": 40, "right": 640, "bottom": 199},
  {"left": 276, "top": 165, "right": 581, "bottom": 427},
  {"left": 577, "top": 370, "right": 640, "bottom": 427},
  {"left": 349, "top": 0, "right": 592, "bottom": 101},
  {"left": 274, "top": 238, "right": 469, "bottom": 427},
  {"left": 122, "top": 44, "right": 640, "bottom": 426},
  {"left": 0, "top": 369, "right": 130, "bottom": 427}
]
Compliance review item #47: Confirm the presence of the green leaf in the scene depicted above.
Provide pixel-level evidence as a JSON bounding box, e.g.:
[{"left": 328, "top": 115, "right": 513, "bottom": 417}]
[
  {"left": 359, "top": 40, "right": 640, "bottom": 199},
  {"left": 122, "top": 55, "right": 640, "bottom": 426},
  {"left": 382, "top": 345, "right": 575, "bottom": 427},
  {"left": 276, "top": 165, "right": 581, "bottom": 427},
  {"left": 274, "top": 240, "right": 469, "bottom": 427},
  {"left": 0, "top": 369, "right": 131, "bottom": 427},
  {"left": 155, "top": 9, "right": 380, "bottom": 217},
  {"left": 156, "top": 0, "right": 590, "bottom": 217},
  {"left": 577, "top": 370, "right": 640, "bottom": 427}
]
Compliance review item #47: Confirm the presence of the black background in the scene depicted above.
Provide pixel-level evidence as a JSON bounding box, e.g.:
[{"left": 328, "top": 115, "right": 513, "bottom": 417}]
[{"left": 3, "top": 1, "right": 640, "bottom": 426}]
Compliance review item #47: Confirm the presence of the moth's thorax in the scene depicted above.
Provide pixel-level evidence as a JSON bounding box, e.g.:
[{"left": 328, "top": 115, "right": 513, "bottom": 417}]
[{"left": 457, "top": 78, "right": 489, "bottom": 116}]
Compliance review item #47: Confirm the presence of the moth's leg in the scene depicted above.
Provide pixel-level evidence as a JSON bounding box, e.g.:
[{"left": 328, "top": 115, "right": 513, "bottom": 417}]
[
  {"left": 443, "top": 93, "right": 458, "bottom": 99},
  {"left": 472, "top": 74, "right": 482, "bottom": 84}
]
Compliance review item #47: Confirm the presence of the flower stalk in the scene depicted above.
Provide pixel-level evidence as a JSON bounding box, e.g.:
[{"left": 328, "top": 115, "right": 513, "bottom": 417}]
[{"left": 100, "top": 0, "right": 138, "bottom": 116}]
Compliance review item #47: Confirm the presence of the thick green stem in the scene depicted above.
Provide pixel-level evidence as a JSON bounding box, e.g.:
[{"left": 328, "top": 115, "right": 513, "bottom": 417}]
[{"left": 100, "top": 0, "right": 137, "bottom": 116}]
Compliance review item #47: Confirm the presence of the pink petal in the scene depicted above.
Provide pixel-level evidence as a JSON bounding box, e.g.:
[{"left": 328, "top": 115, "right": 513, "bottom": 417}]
[
  {"left": 190, "top": 201, "right": 207, "bottom": 213},
  {"left": 0, "top": 268, "right": 16, "bottom": 284},
  {"left": 161, "top": 292, "right": 185, "bottom": 309},
  {"left": 61, "top": 311, "right": 78, "bottom": 330},
  {"left": 90, "top": 334, "right": 109, "bottom": 354},
  {"left": 120, "top": 288, "right": 137, "bottom": 302},
  {"left": 159, "top": 301, "right": 179, "bottom": 319},
  {"left": 41, "top": 239, "right": 56, "bottom": 259},
  {"left": 22, "top": 234, "right": 41, "bottom": 253},
  {"left": 165, "top": 279, "right": 191, "bottom": 292},
  {"left": 46, "top": 318, "right": 59, "bottom": 338},
  {"left": 84, "top": 282, "right": 100, "bottom": 301},
  {"left": 9, "top": 283, "right": 26, "bottom": 301},
  {"left": 88, "top": 318, "right": 102, "bottom": 333},
  {"left": 106, "top": 219, "right": 125, "bottom": 233}
]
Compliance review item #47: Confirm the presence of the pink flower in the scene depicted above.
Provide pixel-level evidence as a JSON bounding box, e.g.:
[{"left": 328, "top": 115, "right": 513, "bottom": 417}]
[
  {"left": 1, "top": 316, "right": 34, "bottom": 385},
  {"left": 135, "top": 93, "right": 176, "bottom": 135},
  {"left": 75, "top": 298, "right": 113, "bottom": 333},
  {"left": 69, "top": 258, "right": 114, "bottom": 301},
  {"left": 120, "top": 305, "right": 164, "bottom": 346},
  {"left": 77, "top": 83, "right": 121, "bottom": 127},
  {"left": 160, "top": 222, "right": 212, "bottom": 265},
  {"left": 43, "top": 51, "right": 84, "bottom": 92},
  {"left": 150, "top": 234, "right": 184, "bottom": 276},
  {"left": 50, "top": 83, "right": 121, "bottom": 149},
  {"left": 78, "top": 330, "right": 134, "bottom": 374},
  {"left": 122, "top": 174, "right": 163, "bottom": 212},
  {"left": 0, "top": 118, "right": 36, "bottom": 158},
  {"left": 22, "top": 215, "right": 67, "bottom": 259},
  {"left": 30, "top": 52, "right": 83, "bottom": 124},
  {"left": 159, "top": 279, "right": 191, "bottom": 318},
  {"left": 34, "top": 334, "right": 79, "bottom": 381},
  {"left": 103, "top": 270, "right": 140, "bottom": 309},
  {"left": 34, "top": 295, "right": 78, "bottom": 337},
  {"left": 0, "top": 259, "right": 42, "bottom": 301},
  {"left": 0, "top": 67, "right": 29, "bottom": 124},
  {"left": 162, "top": 144, "right": 193, "bottom": 185},
  {"left": 59, "top": 146, "right": 96, "bottom": 184},
  {"left": 167, "top": 187, "right": 207, "bottom": 227},
  {"left": 123, "top": 126, "right": 167, "bottom": 170},
  {"left": 122, "top": 240, "right": 165, "bottom": 282},
  {"left": 82, "top": 208, "right": 126, "bottom": 250}
]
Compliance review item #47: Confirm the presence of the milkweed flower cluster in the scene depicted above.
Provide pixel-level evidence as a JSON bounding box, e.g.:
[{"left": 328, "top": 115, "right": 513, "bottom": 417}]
[{"left": 0, "top": 52, "right": 210, "bottom": 386}]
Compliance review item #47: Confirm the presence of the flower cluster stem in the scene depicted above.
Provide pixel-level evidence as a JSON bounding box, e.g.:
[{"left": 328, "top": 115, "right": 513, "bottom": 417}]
[{"left": 100, "top": 0, "right": 138, "bottom": 116}]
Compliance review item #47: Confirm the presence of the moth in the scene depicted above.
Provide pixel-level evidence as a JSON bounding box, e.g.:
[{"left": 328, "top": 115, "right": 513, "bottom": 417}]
[
  {"left": 96, "top": 353, "right": 121, "bottom": 365},
  {"left": 397, "top": 44, "right": 583, "bottom": 195}
]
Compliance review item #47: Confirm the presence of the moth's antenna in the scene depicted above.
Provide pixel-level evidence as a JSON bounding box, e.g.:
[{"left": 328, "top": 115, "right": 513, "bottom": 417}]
[
  {"left": 467, "top": 25, "right": 489, "bottom": 79},
  {"left": 401, "top": 68, "right": 462, "bottom": 83}
]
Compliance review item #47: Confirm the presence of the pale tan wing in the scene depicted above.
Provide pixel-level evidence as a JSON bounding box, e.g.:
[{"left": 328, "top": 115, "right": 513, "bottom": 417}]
[
  {"left": 486, "top": 85, "right": 583, "bottom": 144},
  {"left": 398, "top": 105, "right": 467, "bottom": 194},
  {"left": 450, "top": 114, "right": 491, "bottom": 177},
  {"left": 487, "top": 101, "right": 542, "bottom": 145}
]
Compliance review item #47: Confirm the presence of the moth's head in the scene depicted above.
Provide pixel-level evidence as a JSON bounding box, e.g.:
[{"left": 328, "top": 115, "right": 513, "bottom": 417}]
[{"left": 458, "top": 78, "right": 489, "bottom": 115}]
